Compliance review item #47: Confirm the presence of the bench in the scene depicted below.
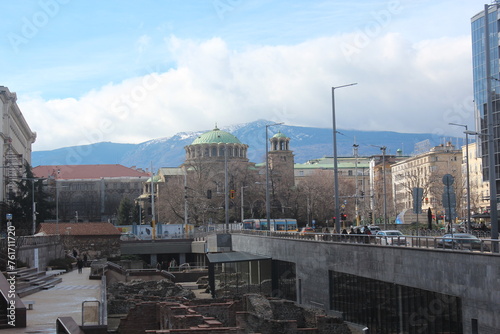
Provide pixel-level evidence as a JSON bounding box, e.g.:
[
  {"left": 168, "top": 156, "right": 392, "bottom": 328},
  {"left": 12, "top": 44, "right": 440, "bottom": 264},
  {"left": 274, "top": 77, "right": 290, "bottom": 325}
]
[{"left": 24, "top": 300, "right": 35, "bottom": 310}]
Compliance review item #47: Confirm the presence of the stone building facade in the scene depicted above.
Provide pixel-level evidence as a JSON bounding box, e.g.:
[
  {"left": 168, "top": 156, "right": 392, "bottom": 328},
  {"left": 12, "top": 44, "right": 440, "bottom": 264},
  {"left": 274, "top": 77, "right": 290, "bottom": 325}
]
[
  {"left": 33, "top": 164, "right": 149, "bottom": 222},
  {"left": 0, "top": 86, "right": 37, "bottom": 217},
  {"left": 462, "top": 142, "right": 490, "bottom": 216},
  {"left": 391, "top": 142, "right": 462, "bottom": 221}
]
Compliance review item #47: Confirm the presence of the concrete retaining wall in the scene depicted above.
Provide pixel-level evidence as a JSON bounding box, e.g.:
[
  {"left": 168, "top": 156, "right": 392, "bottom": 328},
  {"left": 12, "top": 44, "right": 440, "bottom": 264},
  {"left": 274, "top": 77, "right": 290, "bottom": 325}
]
[
  {"left": 231, "top": 233, "right": 500, "bottom": 333},
  {"left": 16, "top": 236, "right": 65, "bottom": 271}
]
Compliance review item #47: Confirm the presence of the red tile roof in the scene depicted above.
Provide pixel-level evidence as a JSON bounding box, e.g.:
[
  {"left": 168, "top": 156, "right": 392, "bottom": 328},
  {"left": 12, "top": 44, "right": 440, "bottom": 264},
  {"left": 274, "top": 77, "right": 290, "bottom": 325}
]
[
  {"left": 33, "top": 164, "right": 150, "bottom": 180},
  {"left": 39, "top": 222, "right": 121, "bottom": 236}
]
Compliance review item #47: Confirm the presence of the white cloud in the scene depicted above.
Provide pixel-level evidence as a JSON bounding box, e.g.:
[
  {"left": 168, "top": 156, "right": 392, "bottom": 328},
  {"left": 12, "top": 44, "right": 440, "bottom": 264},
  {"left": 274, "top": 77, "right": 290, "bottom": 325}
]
[{"left": 20, "top": 32, "right": 473, "bottom": 151}]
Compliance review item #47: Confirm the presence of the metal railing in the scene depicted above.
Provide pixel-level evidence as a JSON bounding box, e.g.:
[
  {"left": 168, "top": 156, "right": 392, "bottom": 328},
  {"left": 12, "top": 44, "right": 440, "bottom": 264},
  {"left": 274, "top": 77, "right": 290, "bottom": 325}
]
[
  {"left": 167, "top": 262, "right": 207, "bottom": 272},
  {"left": 231, "top": 230, "right": 498, "bottom": 254}
]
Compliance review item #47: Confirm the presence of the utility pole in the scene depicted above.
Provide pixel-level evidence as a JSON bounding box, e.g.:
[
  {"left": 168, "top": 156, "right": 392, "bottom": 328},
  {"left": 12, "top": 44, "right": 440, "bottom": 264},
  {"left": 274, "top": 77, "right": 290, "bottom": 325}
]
[
  {"left": 150, "top": 162, "right": 156, "bottom": 240},
  {"left": 332, "top": 83, "right": 357, "bottom": 233},
  {"left": 224, "top": 144, "right": 229, "bottom": 230},
  {"left": 353, "top": 141, "right": 360, "bottom": 226},
  {"left": 381, "top": 146, "right": 387, "bottom": 229}
]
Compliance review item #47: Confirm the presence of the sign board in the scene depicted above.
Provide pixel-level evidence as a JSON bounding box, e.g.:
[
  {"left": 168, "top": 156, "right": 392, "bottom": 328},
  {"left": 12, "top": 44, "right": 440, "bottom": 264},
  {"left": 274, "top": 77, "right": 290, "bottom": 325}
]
[
  {"left": 442, "top": 174, "right": 455, "bottom": 187},
  {"left": 413, "top": 188, "right": 423, "bottom": 214},
  {"left": 442, "top": 178, "right": 457, "bottom": 220},
  {"left": 442, "top": 187, "right": 457, "bottom": 208}
]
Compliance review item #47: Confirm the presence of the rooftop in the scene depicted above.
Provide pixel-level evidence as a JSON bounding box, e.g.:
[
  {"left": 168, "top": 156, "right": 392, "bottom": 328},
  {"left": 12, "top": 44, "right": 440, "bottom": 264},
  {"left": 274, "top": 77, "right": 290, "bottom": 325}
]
[
  {"left": 33, "top": 164, "right": 150, "bottom": 180},
  {"left": 191, "top": 127, "right": 242, "bottom": 145}
]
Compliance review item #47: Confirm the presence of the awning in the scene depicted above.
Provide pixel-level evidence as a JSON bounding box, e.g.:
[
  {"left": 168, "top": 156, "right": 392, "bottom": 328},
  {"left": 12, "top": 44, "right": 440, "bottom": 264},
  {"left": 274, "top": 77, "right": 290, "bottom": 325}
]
[{"left": 206, "top": 251, "right": 271, "bottom": 264}]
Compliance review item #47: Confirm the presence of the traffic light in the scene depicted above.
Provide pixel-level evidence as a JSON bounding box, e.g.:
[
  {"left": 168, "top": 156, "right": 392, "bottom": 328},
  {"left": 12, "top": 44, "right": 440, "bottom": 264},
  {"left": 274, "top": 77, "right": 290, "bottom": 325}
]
[
  {"left": 368, "top": 212, "right": 373, "bottom": 223},
  {"left": 207, "top": 189, "right": 212, "bottom": 199},
  {"left": 341, "top": 213, "right": 347, "bottom": 221},
  {"left": 229, "top": 189, "right": 235, "bottom": 199}
]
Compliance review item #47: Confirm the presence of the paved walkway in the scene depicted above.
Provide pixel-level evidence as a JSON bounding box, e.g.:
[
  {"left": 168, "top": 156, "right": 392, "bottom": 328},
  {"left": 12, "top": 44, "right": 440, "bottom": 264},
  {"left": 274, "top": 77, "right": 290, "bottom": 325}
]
[{"left": 10, "top": 267, "right": 101, "bottom": 333}]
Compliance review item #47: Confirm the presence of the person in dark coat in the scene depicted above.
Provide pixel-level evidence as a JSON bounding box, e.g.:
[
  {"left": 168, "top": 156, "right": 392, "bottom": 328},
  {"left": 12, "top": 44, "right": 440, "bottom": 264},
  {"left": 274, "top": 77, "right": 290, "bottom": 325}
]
[{"left": 77, "top": 257, "right": 84, "bottom": 274}]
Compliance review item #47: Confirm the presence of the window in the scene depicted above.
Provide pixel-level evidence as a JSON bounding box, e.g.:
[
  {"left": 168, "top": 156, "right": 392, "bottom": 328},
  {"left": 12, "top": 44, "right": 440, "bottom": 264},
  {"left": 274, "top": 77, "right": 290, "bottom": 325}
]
[{"left": 329, "top": 271, "right": 463, "bottom": 333}]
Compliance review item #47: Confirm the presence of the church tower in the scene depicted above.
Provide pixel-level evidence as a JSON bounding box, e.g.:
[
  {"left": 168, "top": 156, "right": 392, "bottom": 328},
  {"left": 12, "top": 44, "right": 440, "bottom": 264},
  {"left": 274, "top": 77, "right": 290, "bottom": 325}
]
[{"left": 268, "top": 131, "right": 295, "bottom": 188}]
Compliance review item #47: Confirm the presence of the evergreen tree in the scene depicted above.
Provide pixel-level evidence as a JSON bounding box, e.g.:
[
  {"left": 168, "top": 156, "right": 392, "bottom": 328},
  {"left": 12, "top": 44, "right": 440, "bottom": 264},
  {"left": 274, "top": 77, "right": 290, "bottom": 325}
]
[
  {"left": 117, "top": 197, "right": 134, "bottom": 225},
  {"left": 10, "top": 163, "right": 53, "bottom": 235},
  {"left": 132, "top": 203, "right": 141, "bottom": 224}
]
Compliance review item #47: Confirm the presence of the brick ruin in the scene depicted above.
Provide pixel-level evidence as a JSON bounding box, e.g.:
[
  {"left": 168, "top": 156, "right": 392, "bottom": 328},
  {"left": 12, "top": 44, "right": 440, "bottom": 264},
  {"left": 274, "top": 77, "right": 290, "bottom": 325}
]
[
  {"left": 107, "top": 279, "right": 196, "bottom": 315},
  {"left": 109, "top": 279, "right": 352, "bottom": 334}
]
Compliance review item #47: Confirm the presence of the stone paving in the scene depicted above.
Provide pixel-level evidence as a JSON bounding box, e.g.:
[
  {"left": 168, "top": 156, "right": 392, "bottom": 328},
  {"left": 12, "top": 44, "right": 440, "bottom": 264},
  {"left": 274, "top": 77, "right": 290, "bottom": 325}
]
[{"left": 9, "top": 267, "right": 101, "bottom": 333}]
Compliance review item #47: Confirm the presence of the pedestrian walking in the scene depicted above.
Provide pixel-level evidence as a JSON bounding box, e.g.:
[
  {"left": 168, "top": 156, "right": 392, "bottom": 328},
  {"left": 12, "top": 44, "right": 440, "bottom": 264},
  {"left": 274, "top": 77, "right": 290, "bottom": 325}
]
[{"left": 77, "top": 257, "right": 84, "bottom": 274}]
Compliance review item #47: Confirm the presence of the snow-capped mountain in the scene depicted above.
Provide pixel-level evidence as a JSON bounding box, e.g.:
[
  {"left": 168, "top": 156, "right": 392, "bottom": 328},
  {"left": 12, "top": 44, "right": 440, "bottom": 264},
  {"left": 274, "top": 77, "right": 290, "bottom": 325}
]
[{"left": 32, "top": 120, "right": 456, "bottom": 169}]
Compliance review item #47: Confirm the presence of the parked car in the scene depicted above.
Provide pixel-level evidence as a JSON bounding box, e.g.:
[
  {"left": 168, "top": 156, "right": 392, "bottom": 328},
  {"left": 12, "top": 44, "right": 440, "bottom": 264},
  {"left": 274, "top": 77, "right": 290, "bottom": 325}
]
[
  {"left": 375, "top": 230, "right": 408, "bottom": 245},
  {"left": 120, "top": 232, "right": 139, "bottom": 241},
  {"left": 437, "top": 233, "right": 490, "bottom": 251}
]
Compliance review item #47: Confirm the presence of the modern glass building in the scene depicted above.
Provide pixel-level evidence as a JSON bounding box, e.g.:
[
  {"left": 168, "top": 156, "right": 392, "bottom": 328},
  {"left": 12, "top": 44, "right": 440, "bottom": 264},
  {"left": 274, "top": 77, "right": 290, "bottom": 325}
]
[{"left": 471, "top": 4, "right": 500, "bottom": 207}]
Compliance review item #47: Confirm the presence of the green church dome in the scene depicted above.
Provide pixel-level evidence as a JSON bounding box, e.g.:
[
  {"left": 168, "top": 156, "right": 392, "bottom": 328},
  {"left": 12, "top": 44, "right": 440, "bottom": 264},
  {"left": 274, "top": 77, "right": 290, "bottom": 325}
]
[
  {"left": 272, "top": 131, "right": 288, "bottom": 139},
  {"left": 192, "top": 126, "right": 242, "bottom": 145}
]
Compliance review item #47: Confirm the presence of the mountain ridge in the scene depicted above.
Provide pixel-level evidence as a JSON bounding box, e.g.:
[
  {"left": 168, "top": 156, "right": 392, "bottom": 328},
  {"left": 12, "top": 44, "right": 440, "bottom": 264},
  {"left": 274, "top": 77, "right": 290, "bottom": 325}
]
[{"left": 32, "top": 120, "right": 458, "bottom": 169}]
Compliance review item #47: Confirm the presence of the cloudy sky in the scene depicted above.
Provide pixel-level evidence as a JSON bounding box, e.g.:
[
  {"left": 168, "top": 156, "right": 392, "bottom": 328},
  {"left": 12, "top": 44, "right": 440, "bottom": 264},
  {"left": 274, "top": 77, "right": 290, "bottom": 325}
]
[{"left": 1, "top": 0, "right": 488, "bottom": 151}]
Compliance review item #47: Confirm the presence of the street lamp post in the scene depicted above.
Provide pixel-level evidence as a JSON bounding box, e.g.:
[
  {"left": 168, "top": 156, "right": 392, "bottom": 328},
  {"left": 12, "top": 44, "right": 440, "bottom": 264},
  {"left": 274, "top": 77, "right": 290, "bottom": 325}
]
[
  {"left": 449, "top": 123, "right": 471, "bottom": 232},
  {"left": 53, "top": 182, "right": 69, "bottom": 235},
  {"left": 225, "top": 144, "right": 229, "bottom": 230},
  {"left": 380, "top": 146, "right": 387, "bottom": 230},
  {"left": 31, "top": 180, "right": 35, "bottom": 234},
  {"left": 265, "top": 122, "right": 283, "bottom": 227},
  {"left": 21, "top": 177, "right": 43, "bottom": 235},
  {"left": 241, "top": 185, "right": 248, "bottom": 222},
  {"left": 353, "top": 143, "right": 360, "bottom": 226},
  {"left": 332, "top": 83, "right": 357, "bottom": 233},
  {"left": 150, "top": 163, "right": 156, "bottom": 240}
]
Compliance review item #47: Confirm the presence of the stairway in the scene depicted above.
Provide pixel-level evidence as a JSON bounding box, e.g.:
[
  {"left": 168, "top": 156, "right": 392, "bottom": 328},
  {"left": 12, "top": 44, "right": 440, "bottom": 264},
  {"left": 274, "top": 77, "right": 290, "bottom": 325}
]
[{"left": 15, "top": 267, "right": 63, "bottom": 298}]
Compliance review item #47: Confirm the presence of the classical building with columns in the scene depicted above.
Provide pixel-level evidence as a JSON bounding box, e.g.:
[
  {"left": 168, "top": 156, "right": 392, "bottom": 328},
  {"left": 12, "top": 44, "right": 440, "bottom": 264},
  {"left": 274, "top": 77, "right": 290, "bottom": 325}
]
[
  {"left": 0, "top": 86, "right": 37, "bottom": 213},
  {"left": 184, "top": 126, "right": 249, "bottom": 165}
]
